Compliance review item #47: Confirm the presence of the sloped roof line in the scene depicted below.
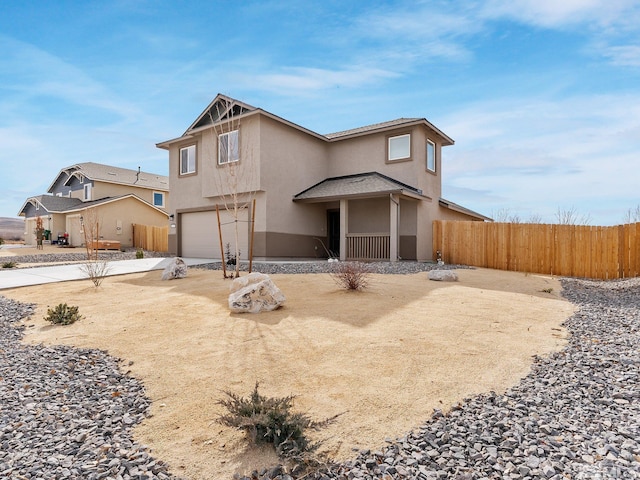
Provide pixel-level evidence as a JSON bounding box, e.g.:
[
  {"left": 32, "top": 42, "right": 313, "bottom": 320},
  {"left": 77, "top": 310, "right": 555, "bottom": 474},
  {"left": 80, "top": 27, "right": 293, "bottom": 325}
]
[
  {"left": 293, "top": 171, "right": 428, "bottom": 203},
  {"left": 47, "top": 162, "right": 169, "bottom": 193},
  {"left": 161, "top": 94, "right": 453, "bottom": 147},
  {"left": 438, "top": 198, "right": 493, "bottom": 221}
]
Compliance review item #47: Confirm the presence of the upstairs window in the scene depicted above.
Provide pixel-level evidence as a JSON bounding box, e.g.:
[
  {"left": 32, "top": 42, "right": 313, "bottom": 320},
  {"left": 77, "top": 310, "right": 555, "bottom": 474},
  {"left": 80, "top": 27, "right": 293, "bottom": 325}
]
[
  {"left": 426, "top": 139, "right": 436, "bottom": 172},
  {"left": 83, "top": 183, "right": 92, "bottom": 201},
  {"left": 218, "top": 130, "right": 239, "bottom": 165},
  {"left": 180, "top": 145, "right": 196, "bottom": 175},
  {"left": 388, "top": 133, "right": 411, "bottom": 161},
  {"left": 153, "top": 191, "right": 165, "bottom": 208}
]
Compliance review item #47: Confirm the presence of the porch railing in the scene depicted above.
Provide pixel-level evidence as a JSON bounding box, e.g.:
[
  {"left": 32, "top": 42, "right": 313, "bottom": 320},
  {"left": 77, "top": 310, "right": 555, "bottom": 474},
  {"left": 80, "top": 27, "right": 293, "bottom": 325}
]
[{"left": 347, "top": 233, "right": 390, "bottom": 260}]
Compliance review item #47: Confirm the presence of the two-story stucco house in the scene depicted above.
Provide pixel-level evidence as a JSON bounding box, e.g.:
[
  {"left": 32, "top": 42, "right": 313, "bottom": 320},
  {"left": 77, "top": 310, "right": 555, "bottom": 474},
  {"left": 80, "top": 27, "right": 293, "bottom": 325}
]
[
  {"left": 157, "top": 94, "right": 488, "bottom": 262},
  {"left": 18, "top": 162, "right": 169, "bottom": 248}
]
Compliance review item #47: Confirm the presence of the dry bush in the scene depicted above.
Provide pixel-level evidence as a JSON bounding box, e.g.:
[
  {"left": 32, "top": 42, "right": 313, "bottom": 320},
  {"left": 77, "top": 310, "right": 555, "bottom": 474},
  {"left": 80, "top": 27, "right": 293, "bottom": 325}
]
[
  {"left": 329, "top": 261, "right": 372, "bottom": 290},
  {"left": 217, "top": 383, "right": 340, "bottom": 460}
]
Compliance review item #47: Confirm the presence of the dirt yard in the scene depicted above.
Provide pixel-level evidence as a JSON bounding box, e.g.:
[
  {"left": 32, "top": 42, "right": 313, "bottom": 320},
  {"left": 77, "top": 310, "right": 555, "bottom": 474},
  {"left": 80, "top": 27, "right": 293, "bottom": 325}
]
[{"left": 1, "top": 251, "right": 575, "bottom": 480}]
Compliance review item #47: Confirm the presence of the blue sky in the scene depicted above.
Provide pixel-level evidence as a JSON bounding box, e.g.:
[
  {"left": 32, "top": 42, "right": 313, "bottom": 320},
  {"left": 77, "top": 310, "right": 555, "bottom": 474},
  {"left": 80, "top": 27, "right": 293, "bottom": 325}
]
[{"left": 1, "top": 0, "right": 639, "bottom": 224}]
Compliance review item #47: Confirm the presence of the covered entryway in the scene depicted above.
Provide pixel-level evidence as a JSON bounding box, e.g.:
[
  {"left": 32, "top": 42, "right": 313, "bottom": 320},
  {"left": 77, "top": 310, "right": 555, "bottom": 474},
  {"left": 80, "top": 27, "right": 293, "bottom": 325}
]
[
  {"left": 294, "top": 172, "right": 429, "bottom": 262},
  {"left": 180, "top": 209, "right": 249, "bottom": 259}
]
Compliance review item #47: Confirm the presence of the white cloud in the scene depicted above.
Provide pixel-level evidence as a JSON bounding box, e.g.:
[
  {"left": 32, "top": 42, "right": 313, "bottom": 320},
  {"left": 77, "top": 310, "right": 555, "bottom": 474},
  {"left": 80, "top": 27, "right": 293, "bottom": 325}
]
[
  {"left": 480, "top": 0, "right": 637, "bottom": 28},
  {"left": 599, "top": 44, "right": 640, "bottom": 67},
  {"left": 440, "top": 93, "right": 640, "bottom": 224},
  {"left": 0, "top": 35, "right": 139, "bottom": 119},
  {"left": 231, "top": 65, "right": 400, "bottom": 96}
]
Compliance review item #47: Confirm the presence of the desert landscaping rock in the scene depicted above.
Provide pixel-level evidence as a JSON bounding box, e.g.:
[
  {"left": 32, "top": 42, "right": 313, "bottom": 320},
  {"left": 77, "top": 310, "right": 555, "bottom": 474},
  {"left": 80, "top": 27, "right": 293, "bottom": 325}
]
[
  {"left": 228, "top": 272, "right": 286, "bottom": 313},
  {"left": 161, "top": 257, "right": 188, "bottom": 280},
  {"left": 427, "top": 270, "right": 459, "bottom": 282}
]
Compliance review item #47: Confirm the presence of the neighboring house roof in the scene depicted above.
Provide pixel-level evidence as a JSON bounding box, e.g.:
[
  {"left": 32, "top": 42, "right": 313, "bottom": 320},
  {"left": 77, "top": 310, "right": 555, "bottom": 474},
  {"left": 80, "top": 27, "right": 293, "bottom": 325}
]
[
  {"left": 47, "top": 162, "right": 169, "bottom": 193},
  {"left": 18, "top": 194, "right": 169, "bottom": 217},
  {"left": 439, "top": 198, "right": 493, "bottom": 221},
  {"left": 293, "top": 172, "right": 431, "bottom": 203},
  {"left": 17, "top": 195, "right": 84, "bottom": 216}
]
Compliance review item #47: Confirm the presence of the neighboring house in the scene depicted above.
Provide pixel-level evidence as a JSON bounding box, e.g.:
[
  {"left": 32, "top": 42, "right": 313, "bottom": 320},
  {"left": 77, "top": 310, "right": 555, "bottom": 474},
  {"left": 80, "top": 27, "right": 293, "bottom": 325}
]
[
  {"left": 18, "top": 162, "right": 169, "bottom": 248},
  {"left": 157, "top": 94, "right": 489, "bottom": 262}
]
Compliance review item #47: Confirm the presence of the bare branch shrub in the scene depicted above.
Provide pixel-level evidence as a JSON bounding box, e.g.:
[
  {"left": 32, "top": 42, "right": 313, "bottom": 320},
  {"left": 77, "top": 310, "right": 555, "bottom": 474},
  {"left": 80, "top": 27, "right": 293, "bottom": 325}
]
[
  {"left": 329, "top": 261, "right": 372, "bottom": 290},
  {"left": 80, "top": 207, "right": 111, "bottom": 287},
  {"left": 555, "top": 206, "right": 591, "bottom": 225},
  {"left": 623, "top": 204, "right": 640, "bottom": 223}
]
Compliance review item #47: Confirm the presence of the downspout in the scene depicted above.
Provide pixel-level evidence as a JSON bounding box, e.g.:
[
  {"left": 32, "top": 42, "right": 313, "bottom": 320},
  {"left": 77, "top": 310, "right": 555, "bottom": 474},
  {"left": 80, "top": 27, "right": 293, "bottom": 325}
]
[{"left": 390, "top": 193, "right": 400, "bottom": 261}]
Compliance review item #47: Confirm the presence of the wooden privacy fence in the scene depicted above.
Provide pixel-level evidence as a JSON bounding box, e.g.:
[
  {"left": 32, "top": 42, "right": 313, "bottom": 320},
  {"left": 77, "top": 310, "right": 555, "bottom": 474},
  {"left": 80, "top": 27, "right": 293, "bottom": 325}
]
[
  {"left": 132, "top": 224, "right": 168, "bottom": 252},
  {"left": 433, "top": 221, "right": 640, "bottom": 280}
]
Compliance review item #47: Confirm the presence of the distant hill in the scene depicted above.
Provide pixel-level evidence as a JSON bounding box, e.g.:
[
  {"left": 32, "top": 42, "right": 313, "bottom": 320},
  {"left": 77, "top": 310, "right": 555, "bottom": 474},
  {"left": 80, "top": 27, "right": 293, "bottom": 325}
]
[{"left": 0, "top": 217, "right": 25, "bottom": 242}]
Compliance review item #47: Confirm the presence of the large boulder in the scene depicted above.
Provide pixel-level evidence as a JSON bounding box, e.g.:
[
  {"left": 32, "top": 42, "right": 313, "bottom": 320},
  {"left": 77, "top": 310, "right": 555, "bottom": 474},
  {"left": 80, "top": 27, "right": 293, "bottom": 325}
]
[
  {"left": 428, "top": 269, "right": 458, "bottom": 282},
  {"left": 229, "top": 272, "right": 286, "bottom": 313},
  {"left": 161, "top": 257, "right": 188, "bottom": 280}
]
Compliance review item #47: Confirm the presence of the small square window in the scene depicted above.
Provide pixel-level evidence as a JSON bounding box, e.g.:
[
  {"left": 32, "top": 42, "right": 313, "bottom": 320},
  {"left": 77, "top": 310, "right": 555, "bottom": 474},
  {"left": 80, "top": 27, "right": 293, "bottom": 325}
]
[
  {"left": 219, "top": 130, "right": 239, "bottom": 165},
  {"left": 180, "top": 145, "right": 196, "bottom": 175},
  {"left": 426, "top": 140, "right": 436, "bottom": 172},
  {"left": 153, "top": 192, "right": 165, "bottom": 207},
  {"left": 388, "top": 134, "right": 411, "bottom": 161}
]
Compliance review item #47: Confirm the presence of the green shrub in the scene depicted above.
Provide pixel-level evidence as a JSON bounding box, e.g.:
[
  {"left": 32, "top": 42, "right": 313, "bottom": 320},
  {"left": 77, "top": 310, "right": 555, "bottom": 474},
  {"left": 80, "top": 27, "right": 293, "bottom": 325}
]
[
  {"left": 2, "top": 261, "right": 16, "bottom": 269},
  {"left": 0, "top": 237, "right": 4, "bottom": 246},
  {"left": 217, "top": 383, "right": 339, "bottom": 459},
  {"left": 44, "top": 303, "right": 83, "bottom": 325},
  {"left": 329, "top": 261, "right": 372, "bottom": 290},
  {"left": 136, "top": 248, "right": 144, "bottom": 259}
]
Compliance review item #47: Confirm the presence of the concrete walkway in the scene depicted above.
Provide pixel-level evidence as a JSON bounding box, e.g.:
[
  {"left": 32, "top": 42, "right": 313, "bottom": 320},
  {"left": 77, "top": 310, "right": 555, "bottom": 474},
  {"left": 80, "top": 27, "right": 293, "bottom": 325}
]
[{"left": 0, "top": 257, "right": 214, "bottom": 290}]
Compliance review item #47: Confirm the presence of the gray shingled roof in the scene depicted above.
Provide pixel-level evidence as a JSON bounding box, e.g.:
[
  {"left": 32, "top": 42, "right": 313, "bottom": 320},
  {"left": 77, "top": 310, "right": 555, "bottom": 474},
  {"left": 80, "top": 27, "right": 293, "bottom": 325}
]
[
  {"left": 325, "top": 118, "right": 422, "bottom": 139},
  {"left": 49, "top": 162, "right": 169, "bottom": 193},
  {"left": 293, "top": 172, "right": 425, "bottom": 202},
  {"left": 24, "top": 195, "right": 84, "bottom": 214}
]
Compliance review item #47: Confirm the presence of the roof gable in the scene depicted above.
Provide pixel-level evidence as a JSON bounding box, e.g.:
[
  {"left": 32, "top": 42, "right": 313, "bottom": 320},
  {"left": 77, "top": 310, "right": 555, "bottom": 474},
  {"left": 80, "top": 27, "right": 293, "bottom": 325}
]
[{"left": 186, "top": 94, "right": 257, "bottom": 134}]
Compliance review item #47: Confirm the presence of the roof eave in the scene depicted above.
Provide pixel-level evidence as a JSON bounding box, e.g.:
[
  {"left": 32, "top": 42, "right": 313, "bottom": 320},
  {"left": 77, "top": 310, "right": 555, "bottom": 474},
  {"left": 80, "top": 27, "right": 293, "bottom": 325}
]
[{"left": 294, "top": 189, "right": 431, "bottom": 203}]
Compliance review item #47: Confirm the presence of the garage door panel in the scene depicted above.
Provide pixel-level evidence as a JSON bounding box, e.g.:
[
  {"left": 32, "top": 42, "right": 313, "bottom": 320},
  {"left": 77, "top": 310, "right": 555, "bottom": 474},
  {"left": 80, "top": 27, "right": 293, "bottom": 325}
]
[{"left": 181, "top": 210, "right": 249, "bottom": 259}]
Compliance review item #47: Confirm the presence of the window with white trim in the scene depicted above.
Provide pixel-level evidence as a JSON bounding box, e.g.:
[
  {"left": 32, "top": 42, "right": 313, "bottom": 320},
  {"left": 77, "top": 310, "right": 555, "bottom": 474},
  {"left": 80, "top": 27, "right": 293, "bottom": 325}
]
[
  {"left": 180, "top": 145, "right": 196, "bottom": 175},
  {"left": 388, "top": 134, "right": 411, "bottom": 161},
  {"left": 426, "top": 139, "right": 436, "bottom": 172},
  {"left": 153, "top": 191, "right": 165, "bottom": 208},
  {"left": 83, "top": 183, "right": 91, "bottom": 201},
  {"left": 218, "top": 130, "right": 239, "bottom": 165}
]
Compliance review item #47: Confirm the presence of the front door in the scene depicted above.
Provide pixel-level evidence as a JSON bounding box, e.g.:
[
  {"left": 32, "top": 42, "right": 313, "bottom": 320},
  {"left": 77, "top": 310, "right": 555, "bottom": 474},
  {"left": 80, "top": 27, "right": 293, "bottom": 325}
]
[{"left": 327, "top": 210, "right": 340, "bottom": 257}]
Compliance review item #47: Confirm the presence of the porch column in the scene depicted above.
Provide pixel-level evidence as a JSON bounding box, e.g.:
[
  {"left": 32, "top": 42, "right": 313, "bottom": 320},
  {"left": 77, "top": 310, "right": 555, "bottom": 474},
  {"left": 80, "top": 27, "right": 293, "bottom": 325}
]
[
  {"left": 390, "top": 194, "right": 399, "bottom": 262},
  {"left": 340, "top": 199, "right": 348, "bottom": 261}
]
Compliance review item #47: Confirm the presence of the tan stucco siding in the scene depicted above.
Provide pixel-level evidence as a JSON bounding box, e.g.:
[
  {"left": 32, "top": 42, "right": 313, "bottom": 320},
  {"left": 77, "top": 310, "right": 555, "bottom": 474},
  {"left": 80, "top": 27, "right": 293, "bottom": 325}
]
[
  {"left": 327, "top": 125, "right": 443, "bottom": 200},
  {"left": 259, "top": 116, "right": 329, "bottom": 237},
  {"left": 91, "top": 182, "right": 168, "bottom": 208},
  {"left": 75, "top": 199, "right": 167, "bottom": 247}
]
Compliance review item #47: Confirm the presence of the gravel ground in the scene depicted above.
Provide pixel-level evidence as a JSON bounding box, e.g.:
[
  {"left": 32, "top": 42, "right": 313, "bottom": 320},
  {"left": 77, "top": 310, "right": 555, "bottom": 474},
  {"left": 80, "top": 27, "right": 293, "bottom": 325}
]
[
  {"left": 0, "top": 262, "right": 638, "bottom": 480},
  {"left": 3, "top": 249, "right": 167, "bottom": 267}
]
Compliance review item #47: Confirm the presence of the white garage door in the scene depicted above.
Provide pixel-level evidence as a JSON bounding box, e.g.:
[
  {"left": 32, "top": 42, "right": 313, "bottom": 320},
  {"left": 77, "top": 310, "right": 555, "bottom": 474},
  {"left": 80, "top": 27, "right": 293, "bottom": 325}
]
[{"left": 181, "top": 209, "right": 249, "bottom": 259}]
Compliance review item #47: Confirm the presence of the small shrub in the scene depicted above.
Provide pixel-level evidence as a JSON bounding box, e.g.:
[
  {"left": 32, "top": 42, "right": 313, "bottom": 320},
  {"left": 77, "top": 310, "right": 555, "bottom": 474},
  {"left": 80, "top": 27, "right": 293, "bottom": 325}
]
[
  {"left": 44, "top": 303, "right": 82, "bottom": 325},
  {"left": 80, "top": 260, "right": 112, "bottom": 287},
  {"left": 217, "top": 383, "right": 339, "bottom": 459},
  {"left": 0, "top": 237, "right": 4, "bottom": 246},
  {"left": 136, "top": 248, "right": 144, "bottom": 259},
  {"left": 224, "top": 242, "right": 240, "bottom": 266},
  {"left": 329, "top": 261, "right": 372, "bottom": 290},
  {"left": 2, "top": 261, "right": 16, "bottom": 269},
  {"left": 541, "top": 287, "right": 553, "bottom": 294}
]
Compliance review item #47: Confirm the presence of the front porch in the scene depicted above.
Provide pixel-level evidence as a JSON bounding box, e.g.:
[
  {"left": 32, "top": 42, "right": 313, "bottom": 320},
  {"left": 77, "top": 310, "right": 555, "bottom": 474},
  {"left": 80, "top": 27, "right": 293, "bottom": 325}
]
[{"left": 293, "top": 172, "right": 431, "bottom": 262}]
